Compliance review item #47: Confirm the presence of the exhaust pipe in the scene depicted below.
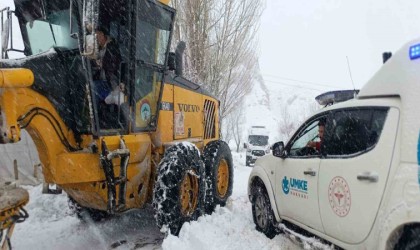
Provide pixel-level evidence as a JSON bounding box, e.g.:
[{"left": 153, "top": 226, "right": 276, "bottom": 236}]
[{"left": 175, "top": 41, "right": 186, "bottom": 76}]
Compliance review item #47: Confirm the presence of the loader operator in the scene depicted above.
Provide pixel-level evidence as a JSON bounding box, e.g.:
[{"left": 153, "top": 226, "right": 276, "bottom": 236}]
[{"left": 92, "top": 27, "right": 124, "bottom": 106}]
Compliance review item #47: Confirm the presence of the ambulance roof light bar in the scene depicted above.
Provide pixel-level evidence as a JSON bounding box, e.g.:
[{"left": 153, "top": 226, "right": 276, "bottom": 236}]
[{"left": 315, "top": 90, "right": 359, "bottom": 107}]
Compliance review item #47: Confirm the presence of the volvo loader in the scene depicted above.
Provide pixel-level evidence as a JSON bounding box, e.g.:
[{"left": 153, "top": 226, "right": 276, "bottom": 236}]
[{"left": 0, "top": 0, "right": 233, "bottom": 235}]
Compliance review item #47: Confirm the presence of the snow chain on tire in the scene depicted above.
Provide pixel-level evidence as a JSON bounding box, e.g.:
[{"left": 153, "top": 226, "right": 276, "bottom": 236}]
[
  {"left": 152, "top": 143, "right": 205, "bottom": 235},
  {"left": 203, "top": 140, "right": 233, "bottom": 214}
]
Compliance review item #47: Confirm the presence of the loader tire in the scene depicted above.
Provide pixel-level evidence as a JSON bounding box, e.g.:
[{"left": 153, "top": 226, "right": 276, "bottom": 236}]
[
  {"left": 203, "top": 140, "right": 233, "bottom": 214},
  {"left": 68, "top": 197, "right": 109, "bottom": 222},
  {"left": 152, "top": 143, "right": 205, "bottom": 235}
]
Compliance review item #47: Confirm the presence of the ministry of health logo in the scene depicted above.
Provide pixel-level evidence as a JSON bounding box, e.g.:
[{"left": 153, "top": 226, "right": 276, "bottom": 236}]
[{"left": 328, "top": 176, "right": 351, "bottom": 217}]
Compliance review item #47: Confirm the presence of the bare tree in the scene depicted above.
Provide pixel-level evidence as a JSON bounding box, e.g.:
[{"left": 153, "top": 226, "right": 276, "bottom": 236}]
[
  {"left": 171, "top": 0, "right": 264, "bottom": 120},
  {"left": 172, "top": 0, "right": 213, "bottom": 82},
  {"left": 221, "top": 117, "right": 233, "bottom": 145},
  {"left": 224, "top": 102, "right": 244, "bottom": 152},
  {"left": 278, "top": 105, "right": 296, "bottom": 141},
  {"left": 278, "top": 102, "right": 321, "bottom": 141}
]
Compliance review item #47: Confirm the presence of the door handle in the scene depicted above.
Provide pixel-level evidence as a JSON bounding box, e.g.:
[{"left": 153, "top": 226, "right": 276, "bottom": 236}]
[
  {"left": 357, "top": 172, "right": 379, "bottom": 183},
  {"left": 303, "top": 170, "right": 316, "bottom": 176}
]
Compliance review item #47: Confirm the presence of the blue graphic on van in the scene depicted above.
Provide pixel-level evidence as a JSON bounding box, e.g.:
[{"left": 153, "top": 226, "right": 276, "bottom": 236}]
[
  {"left": 282, "top": 177, "right": 290, "bottom": 194},
  {"left": 282, "top": 176, "right": 308, "bottom": 195},
  {"left": 418, "top": 132, "right": 420, "bottom": 165},
  {"left": 417, "top": 133, "right": 420, "bottom": 186}
]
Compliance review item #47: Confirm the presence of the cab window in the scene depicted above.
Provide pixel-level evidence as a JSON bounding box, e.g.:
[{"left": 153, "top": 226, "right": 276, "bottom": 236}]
[
  {"left": 17, "top": 1, "right": 79, "bottom": 55},
  {"left": 323, "top": 108, "right": 388, "bottom": 157},
  {"left": 133, "top": 0, "right": 174, "bottom": 131},
  {"left": 288, "top": 116, "right": 327, "bottom": 158},
  {"left": 136, "top": 0, "right": 173, "bottom": 65},
  {"left": 133, "top": 67, "right": 162, "bottom": 131}
]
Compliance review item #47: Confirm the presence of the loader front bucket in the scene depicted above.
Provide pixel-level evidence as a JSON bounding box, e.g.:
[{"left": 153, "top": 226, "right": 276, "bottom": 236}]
[{"left": 0, "top": 183, "right": 29, "bottom": 250}]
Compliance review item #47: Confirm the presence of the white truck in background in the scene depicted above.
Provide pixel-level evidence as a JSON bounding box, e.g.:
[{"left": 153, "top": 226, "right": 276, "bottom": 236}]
[{"left": 244, "top": 126, "right": 270, "bottom": 167}]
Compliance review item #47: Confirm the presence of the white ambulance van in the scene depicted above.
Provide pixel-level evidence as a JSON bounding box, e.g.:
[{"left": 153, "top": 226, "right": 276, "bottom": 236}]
[
  {"left": 244, "top": 126, "right": 270, "bottom": 166},
  {"left": 248, "top": 38, "right": 420, "bottom": 249}
]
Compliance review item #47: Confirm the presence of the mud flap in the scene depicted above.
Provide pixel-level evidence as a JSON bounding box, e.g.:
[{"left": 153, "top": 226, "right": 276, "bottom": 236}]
[{"left": 42, "top": 183, "right": 62, "bottom": 194}]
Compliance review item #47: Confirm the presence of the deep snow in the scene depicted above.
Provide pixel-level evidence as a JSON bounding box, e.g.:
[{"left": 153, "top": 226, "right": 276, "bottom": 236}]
[
  {"left": 162, "top": 152, "right": 300, "bottom": 250},
  {"left": 11, "top": 151, "right": 334, "bottom": 250}
]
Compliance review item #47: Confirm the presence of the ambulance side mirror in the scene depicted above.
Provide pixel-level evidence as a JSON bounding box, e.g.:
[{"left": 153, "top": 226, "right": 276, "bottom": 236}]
[{"left": 272, "top": 141, "right": 284, "bottom": 158}]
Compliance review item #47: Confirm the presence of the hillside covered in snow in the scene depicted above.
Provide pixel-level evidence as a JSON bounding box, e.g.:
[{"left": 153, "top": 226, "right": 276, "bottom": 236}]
[{"left": 242, "top": 72, "right": 329, "bottom": 146}]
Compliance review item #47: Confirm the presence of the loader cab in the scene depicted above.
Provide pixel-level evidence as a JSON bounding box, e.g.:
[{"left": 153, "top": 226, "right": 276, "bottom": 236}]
[
  {"left": 6, "top": 0, "right": 175, "bottom": 137},
  {"left": 81, "top": 0, "right": 175, "bottom": 135}
]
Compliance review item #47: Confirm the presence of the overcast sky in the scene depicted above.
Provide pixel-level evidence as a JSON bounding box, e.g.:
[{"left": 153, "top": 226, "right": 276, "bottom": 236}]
[
  {"left": 2, "top": 0, "right": 420, "bottom": 90},
  {"left": 259, "top": 0, "right": 420, "bottom": 90}
]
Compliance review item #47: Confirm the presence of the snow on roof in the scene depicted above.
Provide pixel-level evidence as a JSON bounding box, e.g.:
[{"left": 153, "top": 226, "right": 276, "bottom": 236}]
[
  {"left": 249, "top": 126, "right": 269, "bottom": 136},
  {"left": 0, "top": 48, "right": 56, "bottom": 67}
]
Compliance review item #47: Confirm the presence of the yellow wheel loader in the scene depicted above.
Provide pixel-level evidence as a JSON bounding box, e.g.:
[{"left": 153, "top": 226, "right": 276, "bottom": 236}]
[{"left": 0, "top": 0, "right": 233, "bottom": 235}]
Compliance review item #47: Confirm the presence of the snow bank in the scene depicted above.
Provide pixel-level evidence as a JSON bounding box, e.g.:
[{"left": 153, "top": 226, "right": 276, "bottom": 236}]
[
  {"left": 162, "top": 152, "right": 300, "bottom": 250},
  {"left": 162, "top": 200, "right": 299, "bottom": 250},
  {"left": 13, "top": 185, "right": 164, "bottom": 250},
  {"left": 11, "top": 151, "right": 332, "bottom": 250}
]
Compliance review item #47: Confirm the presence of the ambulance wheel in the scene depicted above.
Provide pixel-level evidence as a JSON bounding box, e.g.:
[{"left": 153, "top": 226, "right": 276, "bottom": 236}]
[
  {"left": 395, "top": 226, "right": 420, "bottom": 250},
  {"left": 251, "top": 178, "right": 278, "bottom": 239},
  {"left": 153, "top": 143, "right": 205, "bottom": 235},
  {"left": 203, "top": 140, "right": 234, "bottom": 213}
]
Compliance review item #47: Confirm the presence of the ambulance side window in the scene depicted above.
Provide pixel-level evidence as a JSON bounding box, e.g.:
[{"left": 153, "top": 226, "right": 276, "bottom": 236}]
[
  {"left": 324, "top": 108, "right": 389, "bottom": 157},
  {"left": 287, "top": 115, "right": 328, "bottom": 158}
]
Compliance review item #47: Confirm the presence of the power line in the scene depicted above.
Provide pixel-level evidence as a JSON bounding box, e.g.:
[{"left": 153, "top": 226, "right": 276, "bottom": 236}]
[
  {"left": 261, "top": 73, "right": 340, "bottom": 89},
  {"left": 262, "top": 79, "right": 331, "bottom": 92}
]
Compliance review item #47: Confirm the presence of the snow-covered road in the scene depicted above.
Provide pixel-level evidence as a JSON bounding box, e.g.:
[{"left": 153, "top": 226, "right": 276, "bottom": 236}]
[{"left": 12, "top": 152, "right": 328, "bottom": 250}]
